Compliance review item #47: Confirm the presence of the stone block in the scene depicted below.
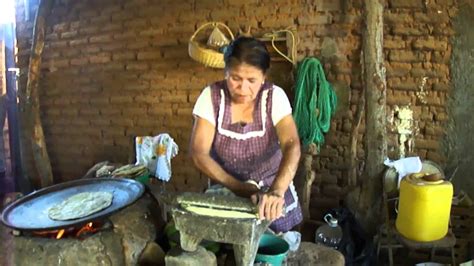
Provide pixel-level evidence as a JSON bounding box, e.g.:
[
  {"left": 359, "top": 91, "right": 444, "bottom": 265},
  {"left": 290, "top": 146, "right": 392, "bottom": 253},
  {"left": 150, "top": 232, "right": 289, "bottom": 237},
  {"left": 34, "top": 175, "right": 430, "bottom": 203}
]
[{"left": 286, "top": 242, "right": 345, "bottom": 265}]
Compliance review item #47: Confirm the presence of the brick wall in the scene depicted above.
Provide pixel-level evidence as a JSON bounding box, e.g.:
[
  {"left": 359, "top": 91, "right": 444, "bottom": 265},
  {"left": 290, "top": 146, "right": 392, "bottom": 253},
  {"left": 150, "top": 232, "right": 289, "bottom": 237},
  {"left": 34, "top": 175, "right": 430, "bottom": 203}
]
[{"left": 14, "top": 0, "right": 457, "bottom": 215}]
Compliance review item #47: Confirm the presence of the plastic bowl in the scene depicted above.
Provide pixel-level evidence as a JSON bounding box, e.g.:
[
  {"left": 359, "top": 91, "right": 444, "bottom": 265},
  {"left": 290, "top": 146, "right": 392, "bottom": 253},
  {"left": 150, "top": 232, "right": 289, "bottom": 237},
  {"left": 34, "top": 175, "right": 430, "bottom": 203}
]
[{"left": 255, "top": 233, "right": 289, "bottom": 266}]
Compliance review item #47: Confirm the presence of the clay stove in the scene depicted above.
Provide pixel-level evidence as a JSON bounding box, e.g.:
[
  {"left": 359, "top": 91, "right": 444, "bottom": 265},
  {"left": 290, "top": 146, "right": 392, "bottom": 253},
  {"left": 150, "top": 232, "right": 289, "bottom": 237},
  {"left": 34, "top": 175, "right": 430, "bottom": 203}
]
[{"left": 0, "top": 178, "right": 163, "bottom": 265}]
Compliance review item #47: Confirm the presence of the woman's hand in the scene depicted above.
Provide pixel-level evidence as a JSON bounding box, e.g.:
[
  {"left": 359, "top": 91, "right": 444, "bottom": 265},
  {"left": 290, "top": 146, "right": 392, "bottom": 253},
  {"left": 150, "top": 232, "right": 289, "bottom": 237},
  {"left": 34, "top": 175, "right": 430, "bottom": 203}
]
[
  {"left": 252, "top": 190, "right": 285, "bottom": 222},
  {"left": 233, "top": 182, "right": 261, "bottom": 198}
]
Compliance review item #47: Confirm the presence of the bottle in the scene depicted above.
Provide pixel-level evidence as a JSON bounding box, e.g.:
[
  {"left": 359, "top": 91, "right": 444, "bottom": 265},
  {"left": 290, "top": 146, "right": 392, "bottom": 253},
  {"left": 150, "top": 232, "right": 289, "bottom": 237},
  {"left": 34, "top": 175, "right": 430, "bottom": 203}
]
[{"left": 315, "top": 214, "right": 343, "bottom": 249}]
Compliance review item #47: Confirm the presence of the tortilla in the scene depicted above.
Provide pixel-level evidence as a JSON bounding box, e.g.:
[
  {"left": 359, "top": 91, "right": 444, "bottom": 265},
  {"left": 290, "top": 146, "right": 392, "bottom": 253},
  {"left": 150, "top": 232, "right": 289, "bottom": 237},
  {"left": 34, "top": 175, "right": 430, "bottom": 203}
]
[
  {"left": 183, "top": 205, "right": 257, "bottom": 219},
  {"left": 48, "top": 192, "right": 113, "bottom": 221}
]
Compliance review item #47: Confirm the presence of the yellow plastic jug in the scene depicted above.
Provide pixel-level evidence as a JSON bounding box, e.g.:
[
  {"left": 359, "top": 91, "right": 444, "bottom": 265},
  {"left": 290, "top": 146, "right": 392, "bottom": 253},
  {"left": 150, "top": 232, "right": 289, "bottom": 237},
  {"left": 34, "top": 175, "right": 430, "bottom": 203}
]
[{"left": 395, "top": 173, "right": 453, "bottom": 242}]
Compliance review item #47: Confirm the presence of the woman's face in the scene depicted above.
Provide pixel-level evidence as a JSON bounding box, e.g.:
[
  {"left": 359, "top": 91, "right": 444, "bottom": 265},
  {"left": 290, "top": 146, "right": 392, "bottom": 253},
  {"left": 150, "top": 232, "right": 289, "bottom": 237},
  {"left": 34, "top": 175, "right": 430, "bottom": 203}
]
[{"left": 225, "top": 63, "right": 265, "bottom": 104}]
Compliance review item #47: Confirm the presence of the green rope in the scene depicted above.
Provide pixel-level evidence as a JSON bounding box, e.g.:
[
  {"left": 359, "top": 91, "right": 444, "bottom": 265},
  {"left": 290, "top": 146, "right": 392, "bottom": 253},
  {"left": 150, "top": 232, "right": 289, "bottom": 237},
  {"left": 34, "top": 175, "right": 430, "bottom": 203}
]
[{"left": 293, "top": 58, "right": 338, "bottom": 148}]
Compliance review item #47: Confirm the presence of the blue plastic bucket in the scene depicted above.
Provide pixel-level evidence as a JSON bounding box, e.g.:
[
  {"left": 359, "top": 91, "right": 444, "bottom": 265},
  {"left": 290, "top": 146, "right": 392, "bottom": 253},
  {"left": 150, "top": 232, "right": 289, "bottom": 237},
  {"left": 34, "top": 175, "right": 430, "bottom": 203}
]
[{"left": 254, "top": 233, "right": 289, "bottom": 266}]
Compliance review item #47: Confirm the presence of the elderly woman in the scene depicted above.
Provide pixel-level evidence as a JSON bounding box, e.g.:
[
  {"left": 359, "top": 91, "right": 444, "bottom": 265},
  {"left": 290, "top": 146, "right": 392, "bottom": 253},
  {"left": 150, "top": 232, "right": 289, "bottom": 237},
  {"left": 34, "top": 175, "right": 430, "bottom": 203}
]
[{"left": 190, "top": 37, "right": 302, "bottom": 233}]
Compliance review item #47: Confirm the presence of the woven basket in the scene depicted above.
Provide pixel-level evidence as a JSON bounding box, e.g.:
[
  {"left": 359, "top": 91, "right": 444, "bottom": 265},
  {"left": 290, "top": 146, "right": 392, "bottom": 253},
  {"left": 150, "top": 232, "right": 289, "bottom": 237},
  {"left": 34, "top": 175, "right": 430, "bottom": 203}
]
[{"left": 188, "top": 22, "right": 234, "bottom": 69}]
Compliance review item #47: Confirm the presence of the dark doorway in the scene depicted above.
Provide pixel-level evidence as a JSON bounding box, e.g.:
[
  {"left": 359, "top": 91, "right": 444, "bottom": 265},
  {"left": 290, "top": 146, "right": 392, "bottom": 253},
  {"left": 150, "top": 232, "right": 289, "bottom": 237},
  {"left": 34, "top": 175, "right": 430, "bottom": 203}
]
[{"left": 1, "top": 0, "right": 23, "bottom": 199}]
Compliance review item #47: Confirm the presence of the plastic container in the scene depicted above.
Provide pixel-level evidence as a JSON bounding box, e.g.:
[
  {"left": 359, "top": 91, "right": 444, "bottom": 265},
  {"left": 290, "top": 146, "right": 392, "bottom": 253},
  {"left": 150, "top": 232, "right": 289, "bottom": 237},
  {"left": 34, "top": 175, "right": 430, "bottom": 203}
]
[
  {"left": 135, "top": 172, "right": 150, "bottom": 184},
  {"left": 254, "top": 233, "right": 289, "bottom": 266},
  {"left": 315, "top": 214, "right": 343, "bottom": 249},
  {"left": 396, "top": 173, "right": 453, "bottom": 242}
]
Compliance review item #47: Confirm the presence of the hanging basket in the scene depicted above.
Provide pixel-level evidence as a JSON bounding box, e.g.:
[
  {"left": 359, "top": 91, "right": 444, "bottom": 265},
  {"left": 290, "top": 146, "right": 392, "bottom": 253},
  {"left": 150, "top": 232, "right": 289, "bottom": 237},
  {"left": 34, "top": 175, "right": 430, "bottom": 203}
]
[{"left": 188, "top": 22, "right": 234, "bottom": 69}]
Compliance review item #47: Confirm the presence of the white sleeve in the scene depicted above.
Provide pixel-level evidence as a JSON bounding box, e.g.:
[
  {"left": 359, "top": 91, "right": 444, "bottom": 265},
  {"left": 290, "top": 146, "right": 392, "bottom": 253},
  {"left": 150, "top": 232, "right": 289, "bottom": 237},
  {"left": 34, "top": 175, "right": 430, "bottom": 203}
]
[
  {"left": 192, "top": 86, "right": 215, "bottom": 126},
  {"left": 271, "top": 86, "right": 292, "bottom": 126}
]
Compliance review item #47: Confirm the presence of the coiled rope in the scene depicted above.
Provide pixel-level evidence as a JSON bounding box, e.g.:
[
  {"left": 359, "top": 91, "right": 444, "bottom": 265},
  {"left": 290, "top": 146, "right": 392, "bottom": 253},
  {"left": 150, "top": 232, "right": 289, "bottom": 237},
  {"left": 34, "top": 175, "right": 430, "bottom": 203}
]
[{"left": 293, "top": 58, "right": 338, "bottom": 148}]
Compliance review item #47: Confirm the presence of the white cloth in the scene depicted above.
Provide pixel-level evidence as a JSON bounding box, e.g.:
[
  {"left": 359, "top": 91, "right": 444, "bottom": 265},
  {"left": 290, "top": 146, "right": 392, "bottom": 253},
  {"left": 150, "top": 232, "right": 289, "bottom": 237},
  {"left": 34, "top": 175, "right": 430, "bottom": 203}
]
[
  {"left": 192, "top": 84, "right": 292, "bottom": 126},
  {"left": 282, "top": 231, "right": 302, "bottom": 251},
  {"left": 135, "top": 134, "right": 179, "bottom": 182},
  {"left": 155, "top": 134, "right": 179, "bottom": 181},
  {"left": 384, "top": 156, "right": 422, "bottom": 186}
]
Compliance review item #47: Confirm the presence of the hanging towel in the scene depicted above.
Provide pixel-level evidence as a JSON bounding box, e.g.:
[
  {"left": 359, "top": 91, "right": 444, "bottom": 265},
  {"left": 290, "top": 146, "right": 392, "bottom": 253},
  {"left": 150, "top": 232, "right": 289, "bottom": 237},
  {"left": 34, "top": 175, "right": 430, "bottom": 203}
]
[
  {"left": 384, "top": 156, "right": 422, "bottom": 187},
  {"left": 135, "top": 134, "right": 179, "bottom": 182},
  {"left": 155, "top": 133, "right": 179, "bottom": 181}
]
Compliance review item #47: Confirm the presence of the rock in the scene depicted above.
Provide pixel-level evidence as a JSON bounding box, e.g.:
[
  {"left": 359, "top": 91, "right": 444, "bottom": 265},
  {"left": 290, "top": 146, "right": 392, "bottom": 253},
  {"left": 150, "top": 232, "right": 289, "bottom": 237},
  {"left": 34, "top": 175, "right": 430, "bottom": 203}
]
[
  {"left": 286, "top": 242, "right": 345, "bottom": 266},
  {"left": 138, "top": 242, "right": 166, "bottom": 266},
  {"left": 165, "top": 246, "right": 217, "bottom": 266}
]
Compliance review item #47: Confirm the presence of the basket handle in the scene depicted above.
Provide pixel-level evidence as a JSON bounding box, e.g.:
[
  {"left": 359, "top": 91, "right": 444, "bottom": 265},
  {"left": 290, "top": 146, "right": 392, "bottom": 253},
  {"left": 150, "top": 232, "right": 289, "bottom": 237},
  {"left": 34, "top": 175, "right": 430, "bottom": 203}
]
[{"left": 190, "top": 22, "right": 234, "bottom": 42}]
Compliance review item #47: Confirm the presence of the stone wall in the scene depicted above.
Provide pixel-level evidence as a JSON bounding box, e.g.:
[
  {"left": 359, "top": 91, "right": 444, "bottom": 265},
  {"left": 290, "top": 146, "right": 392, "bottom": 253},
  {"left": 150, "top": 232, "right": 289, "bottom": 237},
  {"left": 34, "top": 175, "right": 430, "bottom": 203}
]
[{"left": 14, "top": 0, "right": 459, "bottom": 218}]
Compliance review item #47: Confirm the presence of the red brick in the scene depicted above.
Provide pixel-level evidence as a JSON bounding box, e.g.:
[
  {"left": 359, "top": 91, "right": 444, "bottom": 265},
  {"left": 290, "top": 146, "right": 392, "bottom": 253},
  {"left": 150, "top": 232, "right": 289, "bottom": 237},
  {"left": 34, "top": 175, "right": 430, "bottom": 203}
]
[
  {"left": 148, "top": 106, "right": 172, "bottom": 116},
  {"left": 137, "top": 51, "right": 162, "bottom": 60},
  {"left": 101, "top": 43, "right": 125, "bottom": 52},
  {"left": 389, "top": 50, "right": 427, "bottom": 62},
  {"left": 390, "top": 0, "right": 423, "bottom": 8},
  {"left": 384, "top": 38, "right": 407, "bottom": 49},
  {"left": 391, "top": 25, "right": 426, "bottom": 36},
  {"left": 90, "top": 34, "right": 113, "bottom": 43},
  {"left": 415, "top": 139, "right": 439, "bottom": 150},
  {"left": 70, "top": 58, "right": 88, "bottom": 66},
  {"left": 83, "top": 47, "right": 101, "bottom": 56},
  {"left": 111, "top": 117, "right": 135, "bottom": 127},
  {"left": 101, "top": 23, "right": 123, "bottom": 32},
  {"left": 89, "top": 53, "right": 111, "bottom": 64},
  {"left": 127, "top": 40, "right": 149, "bottom": 49},
  {"left": 124, "top": 107, "right": 146, "bottom": 116},
  {"left": 126, "top": 62, "right": 149, "bottom": 70},
  {"left": 298, "top": 13, "right": 332, "bottom": 25},
  {"left": 385, "top": 13, "right": 414, "bottom": 24},
  {"left": 113, "top": 51, "right": 136, "bottom": 61},
  {"left": 79, "top": 108, "right": 100, "bottom": 115},
  {"left": 139, "top": 28, "right": 165, "bottom": 36},
  {"left": 113, "top": 31, "right": 137, "bottom": 40},
  {"left": 386, "top": 62, "right": 411, "bottom": 77},
  {"left": 50, "top": 41, "right": 69, "bottom": 48},
  {"left": 110, "top": 95, "right": 134, "bottom": 104},
  {"left": 90, "top": 118, "right": 111, "bottom": 126},
  {"left": 79, "top": 26, "right": 100, "bottom": 35},
  {"left": 100, "top": 108, "right": 121, "bottom": 115},
  {"left": 53, "top": 22, "right": 69, "bottom": 33},
  {"left": 413, "top": 37, "right": 448, "bottom": 51}
]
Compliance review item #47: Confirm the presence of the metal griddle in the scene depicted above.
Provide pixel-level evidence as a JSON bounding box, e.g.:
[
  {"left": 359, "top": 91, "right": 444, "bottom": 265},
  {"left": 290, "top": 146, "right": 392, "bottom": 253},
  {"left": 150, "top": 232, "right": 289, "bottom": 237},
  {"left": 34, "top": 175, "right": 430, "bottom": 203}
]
[{"left": 1, "top": 178, "right": 145, "bottom": 231}]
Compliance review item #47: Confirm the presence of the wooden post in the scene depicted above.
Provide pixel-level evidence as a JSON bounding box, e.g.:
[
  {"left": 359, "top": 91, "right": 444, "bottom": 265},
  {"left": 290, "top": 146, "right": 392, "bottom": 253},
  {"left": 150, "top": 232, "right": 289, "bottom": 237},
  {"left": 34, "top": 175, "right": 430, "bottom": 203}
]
[
  {"left": 357, "top": 0, "right": 387, "bottom": 229},
  {"left": 300, "top": 143, "right": 317, "bottom": 220},
  {"left": 18, "top": 0, "right": 54, "bottom": 187}
]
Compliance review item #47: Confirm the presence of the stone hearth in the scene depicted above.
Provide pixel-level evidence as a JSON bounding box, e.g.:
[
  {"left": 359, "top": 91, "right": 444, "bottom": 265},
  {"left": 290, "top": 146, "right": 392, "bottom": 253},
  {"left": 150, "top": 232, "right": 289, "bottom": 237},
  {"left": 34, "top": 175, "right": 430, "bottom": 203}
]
[{"left": 0, "top": 193, "right": 165, "bottom": 266}]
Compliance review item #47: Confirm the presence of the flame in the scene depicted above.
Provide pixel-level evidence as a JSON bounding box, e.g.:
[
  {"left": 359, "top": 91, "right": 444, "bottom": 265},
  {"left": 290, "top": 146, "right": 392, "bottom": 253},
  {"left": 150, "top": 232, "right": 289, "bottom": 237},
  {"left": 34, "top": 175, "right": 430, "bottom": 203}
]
[
  {"left": 56, "top": 229, "right": 65, "bottom": 239},
  {"left": 32, "top": 222, "right": 102, "bottom": 239},
  {"left": 76, "top": 222, "right": 97, "bottom": 237}
]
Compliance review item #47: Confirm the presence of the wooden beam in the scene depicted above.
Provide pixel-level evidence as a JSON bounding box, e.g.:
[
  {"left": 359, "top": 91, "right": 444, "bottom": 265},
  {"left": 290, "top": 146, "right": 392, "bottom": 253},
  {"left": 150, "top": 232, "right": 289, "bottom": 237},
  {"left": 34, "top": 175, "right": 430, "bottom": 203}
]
[
  {"left": 19, "top": 0, "right": 54, "bottom": 187},
  {"left": 351, "top": 0, "right": 387, "bottom": 232}
]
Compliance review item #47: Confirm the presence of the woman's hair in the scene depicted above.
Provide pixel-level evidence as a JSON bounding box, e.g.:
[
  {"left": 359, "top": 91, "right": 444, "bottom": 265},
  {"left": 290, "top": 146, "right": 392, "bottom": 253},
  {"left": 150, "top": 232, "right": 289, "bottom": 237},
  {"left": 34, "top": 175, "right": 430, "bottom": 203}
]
[{"left": 223, "top": 37, "right": 270, "bottom": 73}]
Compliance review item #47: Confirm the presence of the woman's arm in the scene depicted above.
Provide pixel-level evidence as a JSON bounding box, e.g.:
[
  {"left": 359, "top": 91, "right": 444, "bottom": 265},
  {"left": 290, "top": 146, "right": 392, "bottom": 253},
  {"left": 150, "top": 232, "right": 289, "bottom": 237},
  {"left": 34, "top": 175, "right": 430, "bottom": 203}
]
[
  {"left": 258, "top": 114, "right": 301, "bottom": 221},
  {"left": 189, "top": 117, "right": 259, "bottom": 197},
  {"left": 272, "top": 115, "right": 301, "bottom": 195}
]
